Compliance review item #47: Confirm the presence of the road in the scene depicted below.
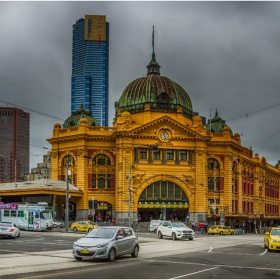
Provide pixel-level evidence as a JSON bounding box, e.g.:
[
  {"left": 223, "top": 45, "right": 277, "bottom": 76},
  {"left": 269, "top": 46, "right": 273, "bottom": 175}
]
[{"left": 0, "top": 230, "right": 279, "bottom": 279}]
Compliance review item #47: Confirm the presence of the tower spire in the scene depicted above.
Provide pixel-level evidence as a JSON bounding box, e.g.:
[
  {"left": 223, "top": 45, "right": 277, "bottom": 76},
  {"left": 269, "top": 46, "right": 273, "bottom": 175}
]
[{"left": 147, "top": 26, "right": 161, "bottom": 76}]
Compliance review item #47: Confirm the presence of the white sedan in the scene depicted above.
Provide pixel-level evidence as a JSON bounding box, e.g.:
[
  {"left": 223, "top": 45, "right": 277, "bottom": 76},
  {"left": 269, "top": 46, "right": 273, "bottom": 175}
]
[
  {"left": 0, "top": 222, "right": 20, "bottom": 239},
  {"left": 157, "top": 221, "right": 195, "bottom": 241}
]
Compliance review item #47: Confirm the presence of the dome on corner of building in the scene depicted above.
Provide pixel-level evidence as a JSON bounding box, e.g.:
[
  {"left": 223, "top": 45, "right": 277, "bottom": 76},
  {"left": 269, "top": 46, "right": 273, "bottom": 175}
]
[
  {"left": 63, "top": 103, "right": 100, "bottom": 128},
  {"left": 205, "top": 109, "right": 232, "bottom": 134},
  {"left": 115, "top": 30, "right": 193, "bottom": 119}
]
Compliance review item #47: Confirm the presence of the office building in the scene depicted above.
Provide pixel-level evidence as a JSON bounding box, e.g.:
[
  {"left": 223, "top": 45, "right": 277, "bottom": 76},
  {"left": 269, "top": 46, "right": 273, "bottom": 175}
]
[
  {"left": 71, "top": 15, "right": 109, "bottom": 126},
  {"left": 0, "top": 107, "right": 30, "bottom": 183}
]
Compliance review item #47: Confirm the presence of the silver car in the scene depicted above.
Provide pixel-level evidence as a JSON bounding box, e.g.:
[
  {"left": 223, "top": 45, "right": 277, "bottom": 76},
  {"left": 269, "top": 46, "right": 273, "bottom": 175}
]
[
  {"left": 73, "top": 226, "right": 139, "bottom": 262},
  {"left": 53, "top": 220, "right": 64, "bottom": 228},
  {"left": 0, "top": 222, "right": 20, "bottom": 239}
]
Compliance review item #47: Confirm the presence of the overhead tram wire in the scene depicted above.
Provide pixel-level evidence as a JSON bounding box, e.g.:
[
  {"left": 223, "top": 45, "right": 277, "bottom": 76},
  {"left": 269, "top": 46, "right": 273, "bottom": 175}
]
[
  {"left": 226, "top": 102, "right": 280, "bottom": 122},
  {"left": 0, "top": 99, "right": 65, "bottom": 121}
]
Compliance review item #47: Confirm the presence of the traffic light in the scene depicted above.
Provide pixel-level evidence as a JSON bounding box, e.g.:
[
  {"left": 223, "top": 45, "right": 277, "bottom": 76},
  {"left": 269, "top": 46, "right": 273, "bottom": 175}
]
[
  {"left": 212, "top": 215, "right": 217, "bottom": 221},
  {"left": 94, "top": 200, "right": 98, "bottom": 208},
  {"left": 88, "top": 200, "right": 94, "bottom": 209}
]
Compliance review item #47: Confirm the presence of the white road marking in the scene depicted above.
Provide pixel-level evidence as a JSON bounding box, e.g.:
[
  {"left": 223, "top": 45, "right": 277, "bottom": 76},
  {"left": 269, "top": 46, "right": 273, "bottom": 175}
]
[
  {"left": 260, "top": 249, "right": 267, "bottom": 255},
  {"left": 147, "top": 260, "right": 280, "bottom": 272},
  {"left": 169, "top": 267, "right": 219, "bottom": 279},
  {"left": 207, "top": 247, "right": 212, "bottom": 252}
]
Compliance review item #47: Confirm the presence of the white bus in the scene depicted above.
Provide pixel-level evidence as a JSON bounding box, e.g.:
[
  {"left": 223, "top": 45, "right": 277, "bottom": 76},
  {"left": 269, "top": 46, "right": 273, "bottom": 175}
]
[{"left": 0, "top": 202, "right": 54, "bottom": 231}]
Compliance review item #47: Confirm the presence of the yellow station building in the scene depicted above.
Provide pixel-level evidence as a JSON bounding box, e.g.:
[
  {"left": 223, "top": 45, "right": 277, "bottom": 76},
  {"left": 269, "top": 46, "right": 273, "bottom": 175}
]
[
  {"left": 1, "top": 41, "right": 280, "bottom": 230},
  {"left": 45, "top": 44, "right": 280, "bottom": 229}
]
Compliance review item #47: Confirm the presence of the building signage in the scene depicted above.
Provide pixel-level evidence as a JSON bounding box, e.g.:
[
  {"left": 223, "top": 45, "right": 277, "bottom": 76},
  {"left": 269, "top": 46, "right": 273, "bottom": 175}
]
[
  {"left": 138, "top": 201, "right": 189, "bottom": 208},
  {"left": 0, "top": 203, "right": 18, "bottom": 210}
]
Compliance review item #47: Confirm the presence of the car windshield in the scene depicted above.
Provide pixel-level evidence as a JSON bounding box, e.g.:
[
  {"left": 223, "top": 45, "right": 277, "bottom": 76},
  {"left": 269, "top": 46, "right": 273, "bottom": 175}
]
[
  {"left": 271, "top": 229, "right": 280, "bottom": 236},
  {"left": 171, "top": 223, "right": 187, "bottom": 228},
  {"left": 87, "top": 222, "right": 94, "bottom": 226},
  {"left": 210, "top": 226, "right": 217, "bottom": 230},
  {"left": 0, "top": 223, "right": 12, "bottom": 227},
  {"left": 85, "top": 228, "right": 117, "bottom": 238}
]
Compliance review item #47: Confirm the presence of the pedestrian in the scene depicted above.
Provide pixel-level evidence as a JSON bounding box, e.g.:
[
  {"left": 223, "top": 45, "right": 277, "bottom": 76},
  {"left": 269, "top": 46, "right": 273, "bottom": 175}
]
[
  {"left": 97, "top": 212, "right": 102, "bottom": 222},
  {"left": 204, "top": 223, "right": 208, "bottom": 234},
  {"left": 112, "top": 218, "right": 116, "bottom": 225},
  {"left": 242, "top": 223, "right": 246, "bottom": 234}
]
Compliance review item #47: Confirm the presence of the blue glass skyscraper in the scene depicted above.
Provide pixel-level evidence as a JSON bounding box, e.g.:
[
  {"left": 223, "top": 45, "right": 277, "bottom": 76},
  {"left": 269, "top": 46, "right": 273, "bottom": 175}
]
[{"left": 71, "top": 15, "right": 109, "bottom": 126}]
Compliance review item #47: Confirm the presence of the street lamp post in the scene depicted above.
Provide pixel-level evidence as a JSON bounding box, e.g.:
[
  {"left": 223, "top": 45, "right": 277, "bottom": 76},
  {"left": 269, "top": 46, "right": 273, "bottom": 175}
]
[
  {"left": 65, "top": 155, "right": 70, "bottom": 232},
  {"left": 128, "top": 164, "right": 133, "bottom": 228}
]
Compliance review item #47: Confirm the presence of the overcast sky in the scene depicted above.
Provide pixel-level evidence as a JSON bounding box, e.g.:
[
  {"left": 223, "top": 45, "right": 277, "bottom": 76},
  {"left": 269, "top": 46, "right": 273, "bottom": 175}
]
[{"left": 1, "top": 1, "right": 280, "bottom": 170}]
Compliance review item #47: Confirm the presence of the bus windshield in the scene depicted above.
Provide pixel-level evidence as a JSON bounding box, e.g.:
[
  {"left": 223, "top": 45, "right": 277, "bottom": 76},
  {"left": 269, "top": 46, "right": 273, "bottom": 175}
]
[{"left": 41, "top": 212, "right": 52, "bottom": 219}]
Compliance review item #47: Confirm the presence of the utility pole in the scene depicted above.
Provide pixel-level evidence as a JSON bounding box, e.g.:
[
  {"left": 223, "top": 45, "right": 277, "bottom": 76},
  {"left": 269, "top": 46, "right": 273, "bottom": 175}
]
[
  {"left": 65, "top": 156, "right": 70, "bottom": 232},
  {"left": 128, "top": 164, "right": 133, "bottom": 228}
]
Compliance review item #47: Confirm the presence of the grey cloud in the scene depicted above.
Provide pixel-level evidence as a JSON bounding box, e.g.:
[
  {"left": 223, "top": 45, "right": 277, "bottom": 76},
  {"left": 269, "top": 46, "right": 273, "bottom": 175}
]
[{"left": 1, "top": 1, "right": 280, "bottom": 169}]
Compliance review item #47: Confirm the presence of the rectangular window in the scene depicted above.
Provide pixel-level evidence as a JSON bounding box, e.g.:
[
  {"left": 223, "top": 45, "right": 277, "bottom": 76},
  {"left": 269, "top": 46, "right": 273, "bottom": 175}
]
[
  {"left": 11, "top": 210, "right": 17, "bottom": 217},
  {"left": 154, "top": 182, "right": 160, "bottom": 197},
  {"left": 4, "top": 210, "right": 10, "bottom": 217},
  {"left": 153, "top": 149, "right": 160, "bottom": 160},
  {"left": 140, "top": 149, "right": 147, "bottom": 159},
  {"left": 98, "top": 175, "right": 105, "bottom": 188},
  {"left": 92, "top": 174, "right": 96, "bottom": 188},
  {"left": 147, "top": 186, "right": 153, "bottom": 197},
  {"left": 180, "top": 151, "right": 187, "bottom": 161},
  {"left": 167, "top": 150, "right": 174, "bottom": 160},
  {"left": 168, "top": 182, "right": 173, "bottom": 198},
  {"left": 175, "top": 186, "right": 180, "bottom": 198},
  {"left": 161, "top": 181, "right": 167, "bottom": 198}
]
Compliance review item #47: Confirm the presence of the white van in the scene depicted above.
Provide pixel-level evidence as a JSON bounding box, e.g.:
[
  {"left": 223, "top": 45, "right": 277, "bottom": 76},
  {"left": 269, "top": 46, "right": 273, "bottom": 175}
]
[{"left": 149, "top": 220, "right": 164, "bottom": 233}]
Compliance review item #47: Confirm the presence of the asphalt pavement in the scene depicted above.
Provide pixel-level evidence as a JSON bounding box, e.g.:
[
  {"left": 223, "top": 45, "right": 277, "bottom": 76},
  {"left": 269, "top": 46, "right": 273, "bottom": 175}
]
[{"left": 0, "top": 230, "right": 277, "bottom": 279}]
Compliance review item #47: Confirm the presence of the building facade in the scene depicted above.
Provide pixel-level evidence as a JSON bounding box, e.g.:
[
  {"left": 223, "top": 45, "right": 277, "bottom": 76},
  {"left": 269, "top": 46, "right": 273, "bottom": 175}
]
[
  {"left": 0, "top": 107, "right": 30, "bottom": 183},
  {"left": 47, "top": 40, "right": 280, "bottom": 230},
  {"left": 25, "top": 151, "right": 52, "bottom": 181},
  {"left": 71, "top": 15, "right": 109, "bottom": 126}
]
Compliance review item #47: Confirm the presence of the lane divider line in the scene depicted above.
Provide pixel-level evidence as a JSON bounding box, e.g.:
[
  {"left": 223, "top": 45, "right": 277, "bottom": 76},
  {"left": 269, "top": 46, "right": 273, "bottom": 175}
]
[{"left": 169, "top": 267, "right": 219, "bottom": 279}]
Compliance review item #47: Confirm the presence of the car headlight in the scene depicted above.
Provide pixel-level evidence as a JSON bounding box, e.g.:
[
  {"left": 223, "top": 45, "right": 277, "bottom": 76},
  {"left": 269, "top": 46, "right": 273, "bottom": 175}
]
[
  {"left": 97, "top": 243, "right": 108, "bottom": 248},
  {"left": 271, "top": 239, "right": 278, "bottom": 243},
  {"left": 73, "top": 242, "right": 77, "bottom": 247},
  {"left": 176, "top": 230, "right": 182, "bottom": 233}
]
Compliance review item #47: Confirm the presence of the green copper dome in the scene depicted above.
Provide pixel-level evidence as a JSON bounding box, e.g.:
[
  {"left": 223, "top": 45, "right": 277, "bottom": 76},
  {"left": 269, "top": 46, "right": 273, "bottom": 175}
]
[
  {"left": 115, "top": 27, "right": 193, "bottom": 118},
  {"left": 63, "top": 104, "right": 99, "bottom": 128},
  {"left": 206, "top": 109, "right": 232, "bottom": 134}
]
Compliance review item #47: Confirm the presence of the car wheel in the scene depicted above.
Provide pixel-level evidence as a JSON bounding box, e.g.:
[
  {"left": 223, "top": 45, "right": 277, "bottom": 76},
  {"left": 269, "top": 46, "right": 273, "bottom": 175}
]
[
  {"left": 220, "top": 231, "right": 223, "bottom": 235},
  {"left": 154, "top": 229, "right": 157, "bottom": 234},
  {"left": 13, "top": 235, "right": 17, "bottom": 239},
  {"left": 73, "top": 227, "right": 77, "bottom": 232},
  {"left": 158, "top": 231, "right": 163, "bottom": 239},
  {"left": 88, "top": 228, "right": 92, "bottom": 232},
  {"left": 231, "top": 232, "right": 234, "bottom": 235},
  {"left": 188, "top": 238, "right": 193, "bottom": 240},
  {"left": 74, "top": 256, "right": 83, "bottom": 261},
  {"left": 172, "top": 232, "right": 177, "bottom": 241},
  {"left": 131, "top": 245, "right": 139, "bottom": 258},
  {"left": 18, "top": 232, "right": 20, "bottom": 238},
  {"left": 264, "top": 241, "right": 267, "bottom": 249},
  {"left": 107, "top": 248, "right": 116, "bottom": 262}
]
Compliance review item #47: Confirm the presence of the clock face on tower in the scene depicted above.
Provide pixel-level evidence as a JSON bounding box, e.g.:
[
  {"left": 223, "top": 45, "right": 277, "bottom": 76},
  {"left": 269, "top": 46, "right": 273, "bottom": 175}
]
[{"left": 160, "top": 131, "right": 169, "bottom": 141}]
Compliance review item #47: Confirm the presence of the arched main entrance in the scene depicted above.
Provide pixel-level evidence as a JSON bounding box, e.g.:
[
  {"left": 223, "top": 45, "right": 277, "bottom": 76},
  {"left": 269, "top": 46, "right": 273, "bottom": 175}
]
[{"left": 137, "top": 180, "right": 189, "bottom": 222}]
